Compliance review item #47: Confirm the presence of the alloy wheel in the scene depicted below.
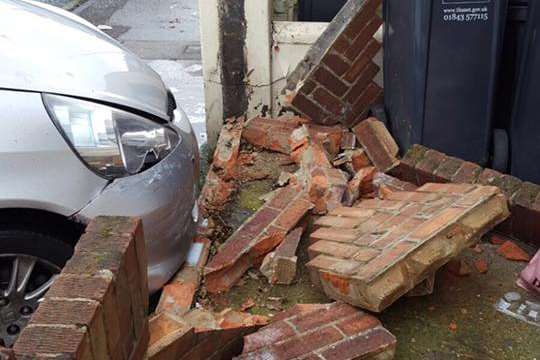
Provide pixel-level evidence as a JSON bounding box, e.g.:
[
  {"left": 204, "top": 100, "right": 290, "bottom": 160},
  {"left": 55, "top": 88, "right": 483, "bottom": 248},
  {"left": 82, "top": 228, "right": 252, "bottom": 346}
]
[{"left": 0, "top": 254, "right": 60, "bottom": 347}]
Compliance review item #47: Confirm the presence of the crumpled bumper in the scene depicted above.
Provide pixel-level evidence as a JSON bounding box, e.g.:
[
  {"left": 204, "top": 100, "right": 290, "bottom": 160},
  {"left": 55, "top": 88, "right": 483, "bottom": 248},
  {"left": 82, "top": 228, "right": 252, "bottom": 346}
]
[{"left": 75, "top": 123, "right": 199, "bottom": 293}]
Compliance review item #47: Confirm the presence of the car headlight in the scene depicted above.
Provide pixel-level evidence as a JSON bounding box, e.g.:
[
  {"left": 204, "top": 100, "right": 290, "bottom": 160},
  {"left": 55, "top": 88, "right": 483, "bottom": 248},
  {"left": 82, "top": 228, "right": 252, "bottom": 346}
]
[{"left": 43, "top": 94, "right": 180, "bottom": 178}]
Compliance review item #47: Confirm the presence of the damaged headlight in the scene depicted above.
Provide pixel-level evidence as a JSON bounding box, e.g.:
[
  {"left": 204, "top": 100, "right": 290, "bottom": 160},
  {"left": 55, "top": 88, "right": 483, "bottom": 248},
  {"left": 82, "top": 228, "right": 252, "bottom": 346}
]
[{"left": 43, "top": 94, "right": 180, "bottom": 178}]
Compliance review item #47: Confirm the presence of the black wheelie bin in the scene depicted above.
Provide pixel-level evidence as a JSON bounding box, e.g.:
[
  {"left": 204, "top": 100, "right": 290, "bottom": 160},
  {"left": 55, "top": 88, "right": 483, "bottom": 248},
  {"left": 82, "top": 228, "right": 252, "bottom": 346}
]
[
  {"left": 509, "top": 1, "right": 540, "bottom": 183},
  {"left": 298, "top": 0, "right": 348, "bottom": 22},
  {"left": 384, "top": 0, "right": 508, "bottom": 167}
]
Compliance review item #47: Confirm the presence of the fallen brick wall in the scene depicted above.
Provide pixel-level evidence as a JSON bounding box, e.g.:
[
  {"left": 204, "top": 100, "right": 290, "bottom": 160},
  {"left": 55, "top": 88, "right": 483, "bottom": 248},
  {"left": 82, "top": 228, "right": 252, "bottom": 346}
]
[
  {"left": 237, "top": 302, "right": 396, "bottom": 359},
  {"left": 204, "top": 182, "right": 313, "bottom": 293},
  {"left": 148, "top": 309, "right": 267, "bottom": 360},
  {"left": 394, "top": 144, "right": 540, "bottom": 247},
  {"left": 308, "top": 183, "right": 509, "bottom": 312},
  {"left": 284, "top": 0, "right": 383, "bottom": 126},
  {"left": 14, "top": 217, "right": 149, "bottom": 359}
]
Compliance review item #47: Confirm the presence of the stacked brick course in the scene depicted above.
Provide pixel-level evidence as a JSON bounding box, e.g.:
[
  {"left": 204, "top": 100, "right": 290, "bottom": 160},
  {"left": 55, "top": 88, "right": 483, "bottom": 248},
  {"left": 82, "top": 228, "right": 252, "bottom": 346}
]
[
  {"left": 307, "top": 183, "right": 509, "bottom": 312},
  {"left": 394, "top": 144, "right": 540, "bottom": 246},
  {"left": 14, "top": 217, "right": 149, "bottom": 360},
  {"left": 237, "top": 302, "right": 396, "bottom": 359},
  {"left": 204, "top": 182, "right": 313, "bottom": 293},
  {"left": 148, "top": 309, "right": 267, "bottom": 360},
  {"left": 285, "top": 0, "right": 383, "bottom": 126}
]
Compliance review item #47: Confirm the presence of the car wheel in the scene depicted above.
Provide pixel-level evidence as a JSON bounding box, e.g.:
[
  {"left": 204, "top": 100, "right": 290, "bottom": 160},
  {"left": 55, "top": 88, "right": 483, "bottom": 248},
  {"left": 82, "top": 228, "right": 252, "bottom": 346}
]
[{"left": 0, "top": 230, "right": 73, "bottom": 347}]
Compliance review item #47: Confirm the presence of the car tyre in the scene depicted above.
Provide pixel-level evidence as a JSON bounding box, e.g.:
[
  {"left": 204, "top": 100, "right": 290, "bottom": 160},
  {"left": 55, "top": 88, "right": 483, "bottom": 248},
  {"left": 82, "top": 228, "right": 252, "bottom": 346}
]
[{"left": 0, "top": 230, "right": 73, "bottom": 347}]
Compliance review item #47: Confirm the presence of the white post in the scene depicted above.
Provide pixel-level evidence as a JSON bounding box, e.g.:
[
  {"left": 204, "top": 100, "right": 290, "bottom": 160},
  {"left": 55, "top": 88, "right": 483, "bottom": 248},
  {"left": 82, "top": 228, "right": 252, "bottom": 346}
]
[
  {"left": 199, "top": 0, "right": 224, "bottom": 148},
  {"left": 245, "top": 0, "right": 273, "bottom": 118}
]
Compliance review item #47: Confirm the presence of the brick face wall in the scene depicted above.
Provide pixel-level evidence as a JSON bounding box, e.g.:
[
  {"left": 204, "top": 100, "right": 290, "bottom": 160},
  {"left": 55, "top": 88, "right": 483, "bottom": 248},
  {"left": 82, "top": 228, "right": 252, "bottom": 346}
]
[
  {"left": 238, "top": 302, "right": 396, "bottom": 359},
  {"left": 285, "top": 0, "right": 383, "bottom": 127},
  {"left": 14, "top": 217, "right": 149, "bottom": 360},
  {"left": 394, "top": 144, "right": 540, "bottom": 247},
  {"left": 307, "top": 183, "right": 509, "bottom": 312}
]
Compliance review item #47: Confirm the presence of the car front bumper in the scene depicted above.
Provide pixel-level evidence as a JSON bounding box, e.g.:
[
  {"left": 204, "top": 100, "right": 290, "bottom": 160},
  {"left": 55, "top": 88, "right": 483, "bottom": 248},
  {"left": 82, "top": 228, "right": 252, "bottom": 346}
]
[{"left": 74, "top": 121, "right": 199, "bottom": 293}]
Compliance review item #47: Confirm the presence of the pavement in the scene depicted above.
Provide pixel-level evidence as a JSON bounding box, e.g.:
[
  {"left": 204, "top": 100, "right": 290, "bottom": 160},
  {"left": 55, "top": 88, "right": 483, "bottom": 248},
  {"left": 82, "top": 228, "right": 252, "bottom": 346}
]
[{"left": 37, "top": 0, "right": 207, "bottom": 147}]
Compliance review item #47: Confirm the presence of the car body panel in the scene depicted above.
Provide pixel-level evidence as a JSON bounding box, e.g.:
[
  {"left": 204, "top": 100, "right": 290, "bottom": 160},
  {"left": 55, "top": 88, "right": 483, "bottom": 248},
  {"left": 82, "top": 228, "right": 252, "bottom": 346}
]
[
  {"left": 0, "top": 0, "right": 170, "bottom": 121},
  {"left": 75, "top": 110, "right": 199, "bottom": 292},
  {"left": 0, "top": 90, "right": 109, "bottom": 215}
]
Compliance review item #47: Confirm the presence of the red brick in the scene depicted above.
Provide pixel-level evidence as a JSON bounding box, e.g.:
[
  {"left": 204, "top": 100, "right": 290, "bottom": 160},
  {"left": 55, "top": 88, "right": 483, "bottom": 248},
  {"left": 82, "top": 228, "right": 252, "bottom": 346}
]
[
  {"left": 309, "top": 240, "right": 360, "bottom": 259},
  {"left": 313, "top": 66, "right": 348, "bottom": 97},
  {"left": 301, "top": 80, "right": 317, "bottom": 95},
  {"left": 289, "top": 302, "right": 355, "bottom": 332},
  {"left": 147, "top": 313, "right": 195, "bottom": 359},
  {"left": 343, "top": 61, "right": 380, "bottom": 104},
  {"left": 274, "top": 325, "right": 343, "bottom": 358},
  {"left": 242, "top": 321, "right": 296, "bottom": 353},
  {"left": 310, "top": 226, "right": 359, "bottom": 245},
  {"left": 321, "top": 328, "right": 396, "bottom": 360},
  {"left": 474, "top": 259, "right": 488, "bottom": 274},
  {"left": 344, "top": 166, "right": 376, "bottom": 205},
  {"left": 206, "top": 206, "right": 280, "bottom": 271},
  {"left": 344, "top": 37, "right": 381, "bottom": 82},
  {"left": 267, "top": 184, "right": 304, "bottom": 210},
  {"left": 343, "top": 0, "right": 382, "bottom": 40},
  {"left": 322, "top": 52, "right": 350, "bottom": 76},
  {"left": 433, "top": 156, "right": 463, "bottom": 183},
  {"left": 14, "top": 325, "right": 93, "bottom": 359},
  {"left": 241, "top": 302, "right": 393, "bottom": 360},
  {"left": 497, "top": 241, "right": 531, "bottom": 262},
  {"left": 31, "top": 298, "right": 108, "bottom": 359},
  {"left": 355, "top": 241, "right": 418, "bottom": 281},
  {"left": 344, "top": 83, "right": 381, "bottom": 127},
  {"left": 205, "top": 255, "right": 252, "bottom": 294},
  {"left": 336, "top": 312, "right": 381, "bottom": 336},
  {"left": 250, "top": 226, "right": 288, "bottom": 258},
  {"left": 274, "top": 198, "right": 312, "bottom": 231},
  {"left": 199, "top": 169, "right": 236, "bottom": 215},
  {"left": 415, "top": 149, "right": 448, "bottom": 184},
  {"left": 312, "top": 87, "right": 343, "bottom": 115},
  {"left": 451, "top": 161, "right": 483, "bottom": 184},
  {"left": 291, "top": 93, "right": 329, "bottom": 124},
  {"left": 476, "top": 168, "right": 504, "bottom": 187},
  {"left": 212, "top": 117, "right": 243, "bottom": 180},
  {"left": 329, "top": 207, "right": 375, "bottom": 219},
  {"left": 353, "top": 118, "right": 399, "bottom": 172}
]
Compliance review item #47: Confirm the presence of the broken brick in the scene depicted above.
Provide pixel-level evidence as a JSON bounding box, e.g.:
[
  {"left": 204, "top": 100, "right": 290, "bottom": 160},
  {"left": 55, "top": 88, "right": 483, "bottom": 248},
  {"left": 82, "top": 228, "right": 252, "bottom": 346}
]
[
  {"left": 474, "top": 259, "right": 489, "bottom": 274},
  {"left": 497, "top": 241, "right": 531, "bottom": 262},
  {"left": 308, "top": 166, "right": 348, "bottom": 214},
  {"left": 307, "top": 183, "right": 509, "bottom": 312},
  {"left": 156, "top": 237, "right": 211, "bottom": 315},
  {"left": 199, "top": 169, "right": 236, "bottom": 216},
  {"left": 373, "top": 172, "right": 418, "bottom": 199},
  {"left": 205, "top": 183, "right": 312, "bottom": 293},
  {"left": 343, "top": 166, "right": 376, "bottom": 206},
  {"left": 148, "top": 309, "right": 267, "bottom": 360},
  {"left": 212, "top": 117, "right": 244, "bottom": 180},
  {"left": 243, "top": 116, "right": 343, "bottom": 156},
  {"left": 239, "top": 302, "right": 396, "bottom": 360},
  {"left": 260, "top": 227, "right": 304, "bottom": 285},
  {"left": 353, "top": 118, "right": 399, "bottom": 172}
]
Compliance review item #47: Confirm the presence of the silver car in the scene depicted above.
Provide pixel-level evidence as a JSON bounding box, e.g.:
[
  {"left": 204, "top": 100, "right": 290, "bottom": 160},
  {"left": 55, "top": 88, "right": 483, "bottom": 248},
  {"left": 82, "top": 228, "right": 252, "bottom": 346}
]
[{"left": 0, "top": 0, "right": 199, "bottom": 344}]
